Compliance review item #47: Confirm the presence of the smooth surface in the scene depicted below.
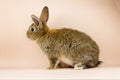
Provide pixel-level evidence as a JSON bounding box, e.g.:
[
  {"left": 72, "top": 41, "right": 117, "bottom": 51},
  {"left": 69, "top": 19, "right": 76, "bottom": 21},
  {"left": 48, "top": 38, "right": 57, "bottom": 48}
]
[
  {"left": 0, "top": 67, "right": 120, "bottom": 79},
  {"left": 0, "top": 0, "right": 120, "bottom": 69}
]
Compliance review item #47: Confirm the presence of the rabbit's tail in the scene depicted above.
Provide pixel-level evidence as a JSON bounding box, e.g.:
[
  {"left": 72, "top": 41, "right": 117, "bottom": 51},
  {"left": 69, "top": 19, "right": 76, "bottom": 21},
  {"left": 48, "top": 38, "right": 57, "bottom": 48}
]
[
  {"left": 85, "top": 61, "right": 102, "bottom": 68},
  {"left": 94, "top": 61, "right": 103, "bottom": 67},
  {"left": 97, "top": 61, "right": 102, "bottom": 66}
]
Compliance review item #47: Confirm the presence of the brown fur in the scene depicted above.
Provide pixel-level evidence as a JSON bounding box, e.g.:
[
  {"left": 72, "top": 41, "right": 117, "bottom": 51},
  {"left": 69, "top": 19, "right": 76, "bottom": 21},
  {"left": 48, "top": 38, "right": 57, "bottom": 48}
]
[{"left": 26, "top": 6, "right": 101, "bottom": 69}]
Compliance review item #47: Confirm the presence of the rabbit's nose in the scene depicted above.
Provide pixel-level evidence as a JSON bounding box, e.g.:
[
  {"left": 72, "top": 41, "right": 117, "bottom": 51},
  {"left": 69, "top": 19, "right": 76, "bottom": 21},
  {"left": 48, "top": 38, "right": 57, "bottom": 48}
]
[
  {"left": 26, "top": 31, "right": 30, "bottom": 38},
  {"left": 26, "top": 31, "right": 37, "bottom": 40}
]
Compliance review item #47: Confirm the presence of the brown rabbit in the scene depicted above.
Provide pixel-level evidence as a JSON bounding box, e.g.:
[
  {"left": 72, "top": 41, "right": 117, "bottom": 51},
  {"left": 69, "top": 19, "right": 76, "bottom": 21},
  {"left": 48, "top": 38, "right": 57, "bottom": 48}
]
[{"left": 26, "top": 6, "right": 102, "bottom": 70}]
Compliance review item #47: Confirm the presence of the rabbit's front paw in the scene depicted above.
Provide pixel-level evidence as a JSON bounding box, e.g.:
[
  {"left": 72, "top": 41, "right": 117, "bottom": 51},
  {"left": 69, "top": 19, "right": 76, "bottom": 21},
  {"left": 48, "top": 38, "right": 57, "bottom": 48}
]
[
  {"left": 46, "top": 65, "right": 54, "bottom": 70},
  {"left": 47, "top": 67, "right": 52, "bottom": 70}
]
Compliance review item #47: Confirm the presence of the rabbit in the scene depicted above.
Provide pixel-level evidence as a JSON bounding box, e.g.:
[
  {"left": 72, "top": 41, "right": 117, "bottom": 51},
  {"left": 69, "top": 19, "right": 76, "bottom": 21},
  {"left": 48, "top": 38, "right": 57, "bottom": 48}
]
[{"left": 26, "top": 6, "right": 102, "bottom": 70}]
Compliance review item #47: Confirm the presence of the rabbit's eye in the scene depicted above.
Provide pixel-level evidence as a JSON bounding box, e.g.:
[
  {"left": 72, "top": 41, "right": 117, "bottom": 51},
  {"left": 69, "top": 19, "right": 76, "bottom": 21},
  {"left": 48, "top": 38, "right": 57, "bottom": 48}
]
[
  {"left": 30, "top": 27, "right": 36, "bottom": 32},
  {"left": 31, "top": 28, "right": 34, "bottom": 31}
]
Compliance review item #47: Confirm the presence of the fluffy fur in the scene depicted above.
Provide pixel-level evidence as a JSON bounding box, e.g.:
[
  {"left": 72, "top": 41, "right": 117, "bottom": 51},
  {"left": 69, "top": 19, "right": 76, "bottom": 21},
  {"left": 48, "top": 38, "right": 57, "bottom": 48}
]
[{"left": 26, "top": 6, "right": 101, "bottom": 69}]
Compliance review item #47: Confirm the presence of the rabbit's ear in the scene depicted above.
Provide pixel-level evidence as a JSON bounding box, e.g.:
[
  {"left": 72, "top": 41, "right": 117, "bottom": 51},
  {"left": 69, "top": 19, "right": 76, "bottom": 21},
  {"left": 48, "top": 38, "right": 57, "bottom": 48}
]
[
  {"left": 31, "top": 15, "right": 40, "bottom": 26},
  {"left": 40, "top": 6, "right": 49, "bottom": 23}
]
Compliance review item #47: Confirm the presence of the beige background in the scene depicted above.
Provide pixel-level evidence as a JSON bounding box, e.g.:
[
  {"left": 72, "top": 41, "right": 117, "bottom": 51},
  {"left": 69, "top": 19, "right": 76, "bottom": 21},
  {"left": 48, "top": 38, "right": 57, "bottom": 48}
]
[{"left": 0, "top": 0, "right": 120, "bottom": 69}]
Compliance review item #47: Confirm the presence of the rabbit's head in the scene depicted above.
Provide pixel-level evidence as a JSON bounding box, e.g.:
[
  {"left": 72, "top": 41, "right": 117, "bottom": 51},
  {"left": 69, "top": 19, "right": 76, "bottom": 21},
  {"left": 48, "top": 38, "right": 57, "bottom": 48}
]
[{"left": 27, "top": 6, "right": 49, "bottom": 40}]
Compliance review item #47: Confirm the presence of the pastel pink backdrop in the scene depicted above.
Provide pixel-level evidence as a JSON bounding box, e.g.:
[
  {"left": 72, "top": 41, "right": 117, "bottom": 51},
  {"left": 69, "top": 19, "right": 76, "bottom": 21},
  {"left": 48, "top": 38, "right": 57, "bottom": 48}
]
[{"left": 0, "top": 0, "right": 120, "bottom": 69}]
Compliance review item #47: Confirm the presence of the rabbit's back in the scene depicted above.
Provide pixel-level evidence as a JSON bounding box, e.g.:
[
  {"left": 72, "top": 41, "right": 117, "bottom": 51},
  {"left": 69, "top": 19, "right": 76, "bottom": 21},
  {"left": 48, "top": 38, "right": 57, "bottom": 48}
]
[{"left": 38, "top": 28, "right": 99, "bottom": 64}]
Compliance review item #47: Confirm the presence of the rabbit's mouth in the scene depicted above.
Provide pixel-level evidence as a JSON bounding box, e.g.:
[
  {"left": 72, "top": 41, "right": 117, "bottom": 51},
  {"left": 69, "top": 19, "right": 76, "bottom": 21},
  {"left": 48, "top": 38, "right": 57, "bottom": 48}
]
[
  {"left": 26, "top": 31, "right": 37, "bottom": 40},
  {"left": 28, "top": 36, "right": 36, "bottom": 40}
]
